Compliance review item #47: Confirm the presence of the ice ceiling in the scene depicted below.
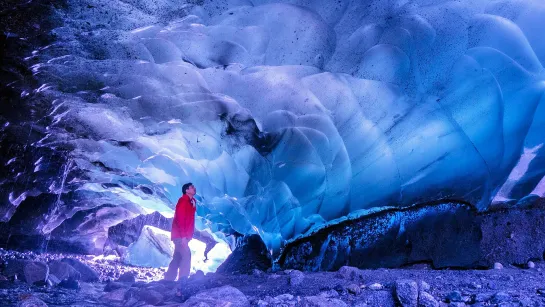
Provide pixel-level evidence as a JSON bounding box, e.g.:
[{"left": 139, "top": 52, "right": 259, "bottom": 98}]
[{"left": 2, "top": 0, "right": 545, "bottom": 255}]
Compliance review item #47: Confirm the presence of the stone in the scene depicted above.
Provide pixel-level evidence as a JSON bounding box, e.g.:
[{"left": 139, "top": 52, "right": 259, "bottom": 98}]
[
  {"left": 48, "top": 260, "right": 81, "bottom": 281},
  {"left": 446, "top": 291, "right": 463, "bottom": 303},
  {"left": 494, "top": 262, "right": 504, "bottom": 270},
  {"left": 346, "top": 283, "right": 361, "bottom": 295},
  {"left": 368, "top": 283, "right": 384, "bottom": 290},
  {"left": 117, "top": 272, "right": 136, "bottom": 283},
  {"left": 319, "top": 290, "right": 339, "bottom": 298},
  {"left": 337, "top": 266, "right": 364, "bottom": 280},
  {"left": 183, "top": 286, "right": 250, "bottom": 307},
  {"left": 468, "top": 282, "right": 481, "bottom": 289},
  {"left": 252, "top": 269, "right": 264, "bottom": 277},
  {"left": 356, "top": 291, "right": 396, "bottom": 307},
  {"left": 491, "top": 292, "right": 511, "bottom": 304},
  {"left": 105, "top": 281, "right": 130, "bottom": 292},
  {"left": 23, "top": 261, "right": 49, "bottom": 285},
  {"left": 275, "top": 293, "right": 294, "bottom": 301},
  {"left": 137, "top": 288, "right": 163, "bottom": 305},
  {"left": 303, "top": 295, "right": 348, "bottom": 307},
  {"left": 395, "top": 280, "right": 418, "bottom": 307},
  {"left": 3, "top": 259, "right": 30, "bottom": 281},
  {"left": 101, "top": 288, "right": 128, "bottom": 303},
  {"left": 47, "top": 274, "right": 61, "bottom": 286},
  {"left": 419, "top": 281, "right": 431, "bottom": 292},
  {"left": 527, "top": 261, "right": 535, "bottom": 269},
  {"left": 60, "top": 258, "right": 99, "bottom": 282},
  {"left": 418, "top": 291, "right": 439, "bottom": 307},
  {"left": 58, "top": 278, "right": 80, "bottom": 290},
  {"left": 289, "top": 270, "right": 305, "bottom": 287},
  {"left": 17, "top": 297, "right": 48, "bottom": 307},
  {"left": 216, "top": 234, "right": 272, "bottom": 274}
]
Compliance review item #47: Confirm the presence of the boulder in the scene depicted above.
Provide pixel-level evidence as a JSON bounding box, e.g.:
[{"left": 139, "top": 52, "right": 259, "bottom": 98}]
[
  {"left": 3, "top": 259, "right": 30, "bottom": 281},
  {"left": 23, "top": 261, "right": 49, "bottom": 285},
  {"left": 337, "top": 266, "right": 364, "bottom": 280},
  {"left": 117, "top": 272, "right": 136, "bottom": 283},
  {"left": 303, "top": 295, "right": 348, "bottom": 307},
  {"left": 216, "top": 234, "right": 271, "bottom": 274},
  {"left": 183, "top": 285, "right": 250, "bottom": 307},
  {"left": 418, "top": 292, "right": 439, "bottom": 307},
  {"left": 289, "top": 270, "right": 305, "bottom": 287},
  {"left": 60, "top": 258, "right": 99, "bottom": 282},
  {"left": 48, "top": 260, "right": 81, "bottom": 281},
  {"left": 395, "top": 280, "right": 418, "bottom": 307}
]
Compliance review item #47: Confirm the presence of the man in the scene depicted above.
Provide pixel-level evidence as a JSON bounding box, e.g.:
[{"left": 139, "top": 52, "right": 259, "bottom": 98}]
[{"left": 165, "top": 182, "right": 197, "bottom": 296}]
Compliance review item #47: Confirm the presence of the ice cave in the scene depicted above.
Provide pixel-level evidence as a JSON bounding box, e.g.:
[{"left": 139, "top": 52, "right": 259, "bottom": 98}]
[{"left": 1, "top": 0, "right": 545, "bottom": 306}]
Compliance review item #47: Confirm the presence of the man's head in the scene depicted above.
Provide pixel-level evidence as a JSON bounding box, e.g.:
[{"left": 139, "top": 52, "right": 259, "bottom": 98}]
[{"left": 182, "top": 182, "right": 196, "bottom": 197}]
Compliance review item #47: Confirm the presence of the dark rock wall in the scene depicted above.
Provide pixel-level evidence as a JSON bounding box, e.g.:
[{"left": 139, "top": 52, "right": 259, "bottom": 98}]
[{"left": 279, "top": 200, "right": 545, "bottom": 271}]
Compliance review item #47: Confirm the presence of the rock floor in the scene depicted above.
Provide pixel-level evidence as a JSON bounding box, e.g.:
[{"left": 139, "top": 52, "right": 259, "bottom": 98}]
[{"left": 1, "top": 250, "right": 545, "bottom": 306}]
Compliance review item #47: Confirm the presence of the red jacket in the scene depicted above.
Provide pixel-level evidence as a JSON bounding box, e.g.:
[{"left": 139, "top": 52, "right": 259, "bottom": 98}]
[{"left": 171, "top": 194, "right": 196, "bottom": 240}]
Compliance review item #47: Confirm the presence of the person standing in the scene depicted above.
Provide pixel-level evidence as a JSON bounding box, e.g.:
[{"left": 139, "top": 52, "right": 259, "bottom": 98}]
[{"left": 165, "top": 182, "right": 197, "bottom": 296}]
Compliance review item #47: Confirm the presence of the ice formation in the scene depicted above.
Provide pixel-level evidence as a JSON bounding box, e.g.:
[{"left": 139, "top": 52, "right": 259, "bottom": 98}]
[
  {"left": 1, "top": 0, "right": 544, "bottom": 257},
  {"left": 122, "top": 225, "right": 231, "bottom": 272}
]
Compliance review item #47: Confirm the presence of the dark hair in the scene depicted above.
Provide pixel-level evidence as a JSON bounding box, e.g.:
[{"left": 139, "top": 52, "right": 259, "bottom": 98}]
[{"left": 182, "top": 182, "right": 193, "bottom": 194}]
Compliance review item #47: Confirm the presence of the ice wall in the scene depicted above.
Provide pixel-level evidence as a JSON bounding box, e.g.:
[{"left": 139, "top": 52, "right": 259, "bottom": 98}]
[{"left": 1, "top": 0, "right": 544, "bottom": 255}]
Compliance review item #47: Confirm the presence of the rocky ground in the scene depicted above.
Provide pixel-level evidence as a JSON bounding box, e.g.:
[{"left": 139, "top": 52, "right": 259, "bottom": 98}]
[{"left": 1, "top": 249, "right": 545, "bottom": 306}]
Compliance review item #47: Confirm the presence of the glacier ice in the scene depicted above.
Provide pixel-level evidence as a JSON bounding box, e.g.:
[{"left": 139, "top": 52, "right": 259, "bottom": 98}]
[
  {"left": 1, "top": 0, "right": 544, "bottom": 259},
  {"left": 122, "top": 225, "right": 231, "bottom": 273}
]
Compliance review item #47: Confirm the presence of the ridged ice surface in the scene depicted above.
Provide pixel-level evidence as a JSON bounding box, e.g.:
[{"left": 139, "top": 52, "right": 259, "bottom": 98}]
[{"left": 3, "top": 0, "right": 545, "bottom": 254}]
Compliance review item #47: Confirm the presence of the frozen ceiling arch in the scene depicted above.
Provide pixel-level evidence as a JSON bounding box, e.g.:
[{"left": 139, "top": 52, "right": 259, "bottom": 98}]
[{"left": 1, "top": 0, "right": 544, "bottom": 255}]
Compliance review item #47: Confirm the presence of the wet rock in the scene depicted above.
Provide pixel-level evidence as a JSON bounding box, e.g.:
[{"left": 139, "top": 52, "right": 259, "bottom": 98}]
[
  {"left": 446, "top": 291, "right": 463, "bottom": 303},
  {"left": 356, "top": 290, "right": 396, "bottom": 307},
  {"left": 3, "top": 259, "right": 30, "bottom": 281},
  {"left": 60, "top": 258, "right": 99, "bottom": 282},
  {"left": 117, "top": 272, "right": 136, "bottom": 283},
  {"left": 419, "top": 281, "right": 431, "bottom": 292},
  {"left": 468, "top": 281, "right": 481, "bottom": 289},
  {"left": 319, "top": 290, "right": 339, "bottom": 298},
  {"left": 303, "top": 295, "right": 348, "bottom": 307},
  {"left": 491, "top": 292, "right": 511, "bottom": 304},
  {"left": 494, "top": 262, "right": 503, "bottom": 270},
  {"left": 17, "top": 296, "right": 48, "bottom": 307},
  {"left": 474, "top": 292, "right": 494, "bottom": 302},
  {"left": 337, "top": 266, "right": 364, "bottom": 280},
  {"left": 105, "top": 281, "right": 130, "bottom": 292},
  {"left": 216, "top": 234, "right": 272, "bottom": 274},
  {"left": 183, "top": 285, "right": 249, "bottom": 306},
  {"left": 368, "top": 283, "right": 384, "bottom": 290},
  {"left": 48, "top": 260, "right": 81, "bottom": 281},
  {"left": 137, "top": 288, "right": 163, "bottom": 305},
  {"left": 101, "top": 288, "right": 128, "bottom": 304},
  {"left": 58, "top": 277, "right": 80, "bottom": 290},
  {"left": 395, "top": 279, "right": 418, "bottom": 307},
  {"left": 252, "top": 269, "right": 264, "bottom": 277},
  {"left": 346, "top": 283, "right": 361, "bottom": 295},
  {"left": 289, "top": 270, "right": 304, "bottom": 286},
  {"left": 23, "top": 261, "right": 49, "bottom": 285},
  {"left": 418, "top": 291, "right": 439, "bottom": 307},
  {"left": 47, "top": 274, "right": 60, "bottom": 286}
]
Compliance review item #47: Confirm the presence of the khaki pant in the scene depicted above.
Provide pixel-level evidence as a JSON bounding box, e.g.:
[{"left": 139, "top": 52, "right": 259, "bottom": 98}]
[{"left": 165, "top": 238, "right": 191, "bottom": 281}]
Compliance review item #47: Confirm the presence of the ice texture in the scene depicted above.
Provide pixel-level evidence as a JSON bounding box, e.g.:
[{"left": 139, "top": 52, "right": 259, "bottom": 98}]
[{"left": 2, "top": 0, "right": 544, "bottom": 256}]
